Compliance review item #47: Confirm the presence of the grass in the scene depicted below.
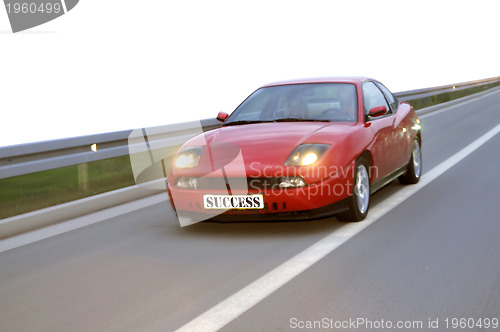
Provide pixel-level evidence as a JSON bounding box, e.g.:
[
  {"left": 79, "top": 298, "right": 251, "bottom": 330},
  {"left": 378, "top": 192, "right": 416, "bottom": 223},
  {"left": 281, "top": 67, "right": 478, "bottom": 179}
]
[{"left": 0, "top": 155, "right": 135, "bottom": 219}]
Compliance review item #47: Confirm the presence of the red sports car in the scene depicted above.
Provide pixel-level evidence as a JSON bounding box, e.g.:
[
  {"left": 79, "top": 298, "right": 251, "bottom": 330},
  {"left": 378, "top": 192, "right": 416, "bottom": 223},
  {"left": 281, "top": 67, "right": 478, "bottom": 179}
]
[{"left": 167, "top": 77, "right": 422, "bottom": 226}]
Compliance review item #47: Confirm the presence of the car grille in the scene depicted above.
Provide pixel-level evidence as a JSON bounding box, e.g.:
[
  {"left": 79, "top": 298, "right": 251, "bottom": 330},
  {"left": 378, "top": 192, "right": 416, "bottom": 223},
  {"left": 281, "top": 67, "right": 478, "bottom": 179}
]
[{"left": 195, "top": 177, "right": 283, "bottom": 191}]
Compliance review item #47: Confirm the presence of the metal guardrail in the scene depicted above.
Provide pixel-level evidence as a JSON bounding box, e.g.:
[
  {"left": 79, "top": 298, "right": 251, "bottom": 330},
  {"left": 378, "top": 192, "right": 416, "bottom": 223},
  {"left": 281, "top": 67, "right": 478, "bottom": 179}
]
[
  {"left": 0, "top": 130, "right": 131, "bottom": 179},
  {"left": 1, "top": 76, "right": 499, "bottom": 180},
  {"left": 394, "top": 76, "right": 500, "bottom": 100},
  {"left": 0, "top": 119, "right": 219, "bottom": 180}
]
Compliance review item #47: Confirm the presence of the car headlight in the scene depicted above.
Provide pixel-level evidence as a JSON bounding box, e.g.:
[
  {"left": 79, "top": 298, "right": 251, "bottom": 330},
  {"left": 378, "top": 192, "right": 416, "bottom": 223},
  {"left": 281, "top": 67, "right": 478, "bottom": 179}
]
[
  {"left": 176, "top": 177, "right": 199, "bottom": 189},
  {"left": 279, "top": 176, "right": 306, "bottom": 188},
  {"left": 284, "top": 144, "right": 330, "bottom": 166},
  {"left": 175, "top": 147, "right": 203, "bottom": 168}
]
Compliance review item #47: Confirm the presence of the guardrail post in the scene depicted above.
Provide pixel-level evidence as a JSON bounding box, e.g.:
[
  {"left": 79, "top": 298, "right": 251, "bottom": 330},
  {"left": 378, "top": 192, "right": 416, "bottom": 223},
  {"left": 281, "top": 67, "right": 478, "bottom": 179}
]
[{"left": 78, "top": 163, "right": 89, "bottom": 192}]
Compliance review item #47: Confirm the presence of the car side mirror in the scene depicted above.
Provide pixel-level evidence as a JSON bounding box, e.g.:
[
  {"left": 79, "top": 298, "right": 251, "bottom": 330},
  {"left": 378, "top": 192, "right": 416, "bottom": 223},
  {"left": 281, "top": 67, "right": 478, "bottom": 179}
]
[
  {"left": 216, "top": 112, "right": 229, "bottom": 122},
  {"left": 368, "top": 106, "right": 387, "bottom": 118}
]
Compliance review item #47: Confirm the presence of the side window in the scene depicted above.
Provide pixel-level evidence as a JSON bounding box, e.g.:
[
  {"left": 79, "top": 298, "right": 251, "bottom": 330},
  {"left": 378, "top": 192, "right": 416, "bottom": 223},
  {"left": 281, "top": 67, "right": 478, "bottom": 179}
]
[
  {"left": 375, "top": 82, "right": 398, "bottom": 112},
  {"left": 362, "top": 81, "right": 390, "bottom": 116}
]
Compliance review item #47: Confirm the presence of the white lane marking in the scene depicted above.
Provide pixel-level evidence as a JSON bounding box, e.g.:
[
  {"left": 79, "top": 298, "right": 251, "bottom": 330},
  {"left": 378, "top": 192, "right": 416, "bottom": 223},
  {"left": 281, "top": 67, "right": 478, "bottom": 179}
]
[
  {"left": 0, "top": 193, "right": 168, "bottom": 254},
  {"left": 176, "top": 122, "right": 500, "bottom": 332}
]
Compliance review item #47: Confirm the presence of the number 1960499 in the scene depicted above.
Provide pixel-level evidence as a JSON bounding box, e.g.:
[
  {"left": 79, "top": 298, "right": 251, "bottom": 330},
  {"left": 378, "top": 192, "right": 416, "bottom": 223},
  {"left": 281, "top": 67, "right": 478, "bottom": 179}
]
[{"left": 6, "top": 2, "right": 62, "bottom": 14}]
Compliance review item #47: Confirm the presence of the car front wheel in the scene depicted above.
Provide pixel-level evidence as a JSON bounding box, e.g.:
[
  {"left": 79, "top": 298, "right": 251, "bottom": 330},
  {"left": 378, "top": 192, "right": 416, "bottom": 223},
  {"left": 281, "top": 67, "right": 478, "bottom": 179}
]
[
  {"left": 338, "top": 157, "right": 370, "bottom": 222},
  {"left": 399, "top": 139, "right": 422, "bottom": 184}
]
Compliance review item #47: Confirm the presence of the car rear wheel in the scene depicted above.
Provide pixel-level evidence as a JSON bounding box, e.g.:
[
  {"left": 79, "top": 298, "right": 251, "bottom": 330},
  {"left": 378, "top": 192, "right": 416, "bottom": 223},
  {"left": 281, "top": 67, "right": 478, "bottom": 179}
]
[
  {"left": 338, "top": 157, "right": 370, "bottom": 222},
  {"left": 399, "top": 139, "right": 422, "bottom": 184}
]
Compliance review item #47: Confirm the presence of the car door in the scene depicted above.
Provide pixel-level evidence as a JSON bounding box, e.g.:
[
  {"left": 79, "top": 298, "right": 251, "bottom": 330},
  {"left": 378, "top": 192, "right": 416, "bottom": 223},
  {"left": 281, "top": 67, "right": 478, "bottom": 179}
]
[
  {"left": 362, "top": 81, "right": 406, "bottom": 181},
  {"left": 374, "top": 81, "right": 410, "bottom": 169}
]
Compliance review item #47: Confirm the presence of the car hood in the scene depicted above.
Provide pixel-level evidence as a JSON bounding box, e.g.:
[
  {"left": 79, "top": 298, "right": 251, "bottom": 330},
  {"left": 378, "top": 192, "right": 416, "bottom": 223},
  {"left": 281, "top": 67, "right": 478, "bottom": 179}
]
[{"left": 182, "top": 122, "right": 357, "bottom": 175}]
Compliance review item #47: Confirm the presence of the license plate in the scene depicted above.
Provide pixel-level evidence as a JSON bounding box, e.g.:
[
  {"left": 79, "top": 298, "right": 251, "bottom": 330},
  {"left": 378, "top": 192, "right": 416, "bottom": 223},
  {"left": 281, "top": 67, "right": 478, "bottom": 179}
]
[{"left": 203, "top": 194, "right": 264, "bottom": 210}]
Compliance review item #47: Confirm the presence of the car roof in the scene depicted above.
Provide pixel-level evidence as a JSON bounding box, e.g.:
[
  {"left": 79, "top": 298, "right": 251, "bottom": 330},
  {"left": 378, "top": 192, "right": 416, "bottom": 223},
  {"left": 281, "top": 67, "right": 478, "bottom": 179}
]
[{"left": 261, "top": 76, "right": 373, "bottom": 88}]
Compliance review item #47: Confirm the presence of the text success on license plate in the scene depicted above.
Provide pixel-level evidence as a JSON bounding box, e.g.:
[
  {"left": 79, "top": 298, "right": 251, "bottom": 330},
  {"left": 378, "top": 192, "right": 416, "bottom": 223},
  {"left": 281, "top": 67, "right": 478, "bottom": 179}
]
[{"left": 203, "top": 195, "right": 264, "bottom": 209}]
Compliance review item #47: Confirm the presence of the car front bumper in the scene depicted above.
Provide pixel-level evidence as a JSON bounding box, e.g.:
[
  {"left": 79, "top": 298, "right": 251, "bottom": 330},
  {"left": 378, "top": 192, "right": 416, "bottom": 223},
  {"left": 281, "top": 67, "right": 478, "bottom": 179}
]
[{"left": 168, "top": 168, "right": 354, "bottom": 223}]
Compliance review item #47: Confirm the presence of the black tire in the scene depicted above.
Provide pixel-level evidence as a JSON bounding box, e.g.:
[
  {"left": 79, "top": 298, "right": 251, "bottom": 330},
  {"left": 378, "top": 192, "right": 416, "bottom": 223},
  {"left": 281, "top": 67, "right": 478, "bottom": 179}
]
[
  {"left": 399, "top": 139, "right": 422, "bottom": 185},
  {"left": 338, "top": 157, "right": 370, "bottom": 222}
]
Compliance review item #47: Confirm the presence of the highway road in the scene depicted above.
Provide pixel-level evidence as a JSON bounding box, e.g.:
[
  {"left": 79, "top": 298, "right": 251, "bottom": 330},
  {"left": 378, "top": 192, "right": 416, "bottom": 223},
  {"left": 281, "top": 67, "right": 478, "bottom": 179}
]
[{"left": 1, "top": 89, "right": 500, "bottom": 331}]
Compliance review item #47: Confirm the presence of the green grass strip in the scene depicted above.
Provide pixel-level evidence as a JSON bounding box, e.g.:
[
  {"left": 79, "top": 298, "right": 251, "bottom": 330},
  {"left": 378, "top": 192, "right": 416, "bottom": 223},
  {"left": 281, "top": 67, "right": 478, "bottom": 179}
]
[{"left": 0, "top": 155, "right": 135, "bottom": 219}]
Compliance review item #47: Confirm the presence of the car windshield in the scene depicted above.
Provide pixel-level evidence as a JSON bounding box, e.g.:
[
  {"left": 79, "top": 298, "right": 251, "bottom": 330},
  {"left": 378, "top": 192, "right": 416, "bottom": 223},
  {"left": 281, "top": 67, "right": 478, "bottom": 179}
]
[{"left": 224, "top": 83, "right": 358, "bottom": 126}]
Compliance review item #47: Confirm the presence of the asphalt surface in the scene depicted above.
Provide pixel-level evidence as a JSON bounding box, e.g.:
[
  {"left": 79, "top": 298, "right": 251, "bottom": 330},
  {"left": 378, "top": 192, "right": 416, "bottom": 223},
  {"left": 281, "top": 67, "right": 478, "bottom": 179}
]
[{"left": 1, "top": 89, "right": 500, "bottom": 331}]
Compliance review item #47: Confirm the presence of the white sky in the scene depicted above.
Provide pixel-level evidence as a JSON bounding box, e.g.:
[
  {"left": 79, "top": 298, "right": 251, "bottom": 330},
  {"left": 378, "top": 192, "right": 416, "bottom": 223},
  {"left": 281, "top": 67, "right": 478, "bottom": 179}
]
[{"left": 0, "top": 0, "right": 498, "bottom": 147}]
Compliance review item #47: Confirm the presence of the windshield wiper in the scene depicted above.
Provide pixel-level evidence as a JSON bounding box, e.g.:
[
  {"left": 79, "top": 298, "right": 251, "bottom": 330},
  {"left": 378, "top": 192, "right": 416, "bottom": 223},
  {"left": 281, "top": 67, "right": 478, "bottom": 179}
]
[
  {"left": 274, "top": 118, "right": 329, "bottom": 122},
  {"left": 223, "top": 120, "right": 272, "bottom": 126}
]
